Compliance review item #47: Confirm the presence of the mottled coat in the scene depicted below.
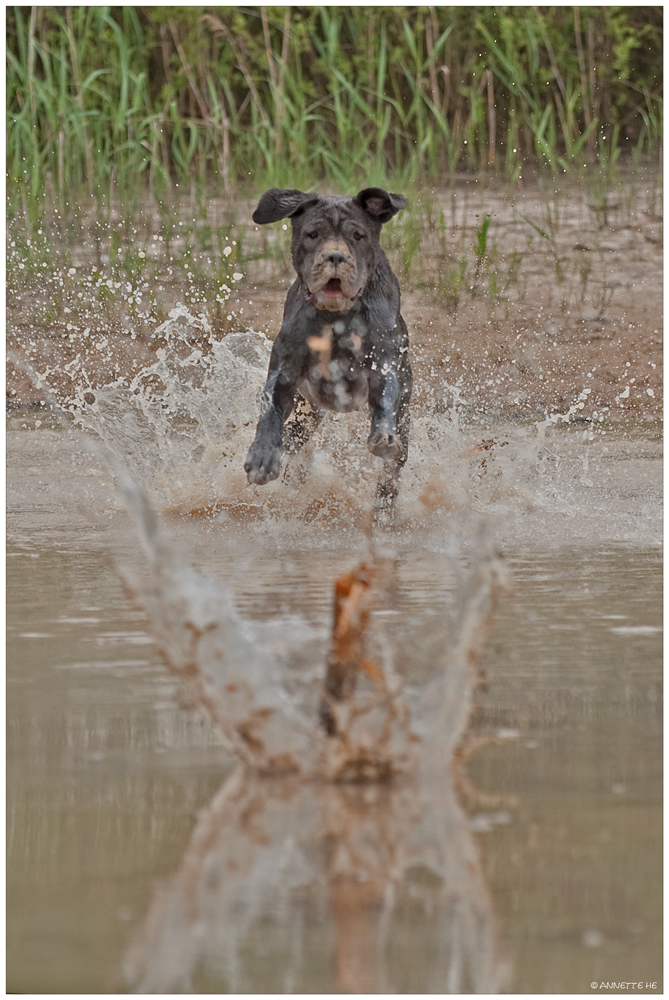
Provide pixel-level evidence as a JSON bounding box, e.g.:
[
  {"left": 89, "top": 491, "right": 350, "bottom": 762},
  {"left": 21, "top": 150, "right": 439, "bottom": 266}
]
[{"left": 244, "top": 187, "right": 412, "bottom": 511}]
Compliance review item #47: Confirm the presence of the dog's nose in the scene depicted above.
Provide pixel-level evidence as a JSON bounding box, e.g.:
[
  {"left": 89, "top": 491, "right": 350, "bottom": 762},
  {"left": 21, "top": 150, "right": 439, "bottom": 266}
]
[{"left": 325, "top": 252, "right": 348, "bottom": 268}]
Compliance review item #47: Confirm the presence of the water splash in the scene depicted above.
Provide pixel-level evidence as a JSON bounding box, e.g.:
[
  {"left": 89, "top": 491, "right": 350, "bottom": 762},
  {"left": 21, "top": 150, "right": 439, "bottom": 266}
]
[
  {"left": 19, "top": 300, "right": 657, "bottom": 547},
  {"left": 118, "top": 460, "right": 506, "bottom": 782},
  {"left": 59, "top": 306, "right": 273, "bottom": 510},
  {"left": 18, "top": 306, "right": 519, "bottom": 511}
]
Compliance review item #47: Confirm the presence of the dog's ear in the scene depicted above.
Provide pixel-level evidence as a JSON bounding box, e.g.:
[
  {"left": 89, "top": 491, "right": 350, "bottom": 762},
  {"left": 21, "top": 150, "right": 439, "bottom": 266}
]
[
  {"left": 252, "top": 189, "right": 319, "bottom": 224},
  {"left": 355, "top": 187, "right": 407, "bottom": 223}
]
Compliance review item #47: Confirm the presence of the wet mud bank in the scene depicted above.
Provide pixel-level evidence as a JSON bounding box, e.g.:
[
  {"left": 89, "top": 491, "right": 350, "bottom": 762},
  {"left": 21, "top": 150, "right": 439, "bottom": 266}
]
[{"left": 7, "top": 173, "right": 662, "bottom": 425}]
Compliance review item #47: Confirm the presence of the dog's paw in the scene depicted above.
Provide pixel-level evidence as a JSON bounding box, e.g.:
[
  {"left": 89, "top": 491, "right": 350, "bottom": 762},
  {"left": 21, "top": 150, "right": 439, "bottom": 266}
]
[
  {"left": 244, "top": 442, "right": 283, "bottom": 485},
  {"left": 367, "top": 426, "right": 403, "bottom": 461}
]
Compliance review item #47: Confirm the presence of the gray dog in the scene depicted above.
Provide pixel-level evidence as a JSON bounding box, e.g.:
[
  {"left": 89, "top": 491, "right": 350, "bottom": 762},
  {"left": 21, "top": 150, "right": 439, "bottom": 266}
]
[{"left": 244, "top": 187, "right": 412, "bottom": 512}]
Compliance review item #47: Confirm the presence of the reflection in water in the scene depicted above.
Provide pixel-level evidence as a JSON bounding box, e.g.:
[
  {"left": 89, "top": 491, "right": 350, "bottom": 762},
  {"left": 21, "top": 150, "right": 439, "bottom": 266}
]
[
  {"left": 117, "top": 471, "right": 508, "bottom": 992},
  {"left": 124, "top": 769, "right": 506, "bottom": 994}
]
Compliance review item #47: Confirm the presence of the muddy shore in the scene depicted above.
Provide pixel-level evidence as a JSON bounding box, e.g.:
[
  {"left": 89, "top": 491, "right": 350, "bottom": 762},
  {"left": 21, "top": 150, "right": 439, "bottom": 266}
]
[{"left": 7, "top": 174, "right": 662, "bottom": 430}]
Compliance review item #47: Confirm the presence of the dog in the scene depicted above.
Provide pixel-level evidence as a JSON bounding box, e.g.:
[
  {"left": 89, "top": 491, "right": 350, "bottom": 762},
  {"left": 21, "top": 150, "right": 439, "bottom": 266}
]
[{"left": 244, "top": 187, "right": 412, "bottom": 513}]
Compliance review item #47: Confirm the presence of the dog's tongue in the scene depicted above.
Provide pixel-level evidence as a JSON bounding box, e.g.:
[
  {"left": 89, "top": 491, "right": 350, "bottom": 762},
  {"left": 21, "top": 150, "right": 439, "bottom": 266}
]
[{"left": 322, "top": 278, "right": 342, "bottom": 296}]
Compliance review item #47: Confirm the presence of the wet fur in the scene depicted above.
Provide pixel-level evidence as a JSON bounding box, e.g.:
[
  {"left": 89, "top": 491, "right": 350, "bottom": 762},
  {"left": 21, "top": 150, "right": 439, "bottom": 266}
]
[{"left": 245, "top": 187, "right": 412, "bottom": 514}]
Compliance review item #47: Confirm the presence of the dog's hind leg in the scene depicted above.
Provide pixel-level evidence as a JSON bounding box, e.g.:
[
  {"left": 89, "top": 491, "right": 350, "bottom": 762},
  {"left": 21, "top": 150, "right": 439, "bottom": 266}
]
[
  {"left": 282, "top": 395, "right": 324, "bottom": 484},
  {"left": 283, "top": 395, "right": 324, "bottom": 455}
]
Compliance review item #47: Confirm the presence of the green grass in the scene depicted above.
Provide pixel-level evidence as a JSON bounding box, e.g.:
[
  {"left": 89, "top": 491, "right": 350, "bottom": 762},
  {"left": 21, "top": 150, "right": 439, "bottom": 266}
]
[{"left": 7, "top": 6, "right": 663, "bottom": 221}]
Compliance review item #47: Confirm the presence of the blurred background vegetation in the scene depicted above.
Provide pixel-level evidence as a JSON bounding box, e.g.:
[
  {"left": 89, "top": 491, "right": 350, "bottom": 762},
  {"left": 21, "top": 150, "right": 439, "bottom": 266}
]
[{"left": 7, "top": 5, "right": 663, "bottom": 215}]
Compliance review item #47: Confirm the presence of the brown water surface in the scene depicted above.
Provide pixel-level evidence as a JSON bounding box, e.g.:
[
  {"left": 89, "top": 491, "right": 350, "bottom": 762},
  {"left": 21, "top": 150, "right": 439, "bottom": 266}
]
[{"left": 6, "top": 426, "right": 661, "bottom": 994}]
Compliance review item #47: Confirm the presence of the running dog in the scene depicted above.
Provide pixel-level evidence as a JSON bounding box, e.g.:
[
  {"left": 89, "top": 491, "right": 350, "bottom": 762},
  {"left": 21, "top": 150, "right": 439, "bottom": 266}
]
[{"left": 244, "top": 187, "right": 412, "bottom": 512}]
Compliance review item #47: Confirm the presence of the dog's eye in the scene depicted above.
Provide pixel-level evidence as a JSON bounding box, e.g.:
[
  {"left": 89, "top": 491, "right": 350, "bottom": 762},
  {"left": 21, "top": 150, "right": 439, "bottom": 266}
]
[
  {"left": 306, "top": 230, "right": 319, "bottom": 240},
  {"left": 353, "top": 231, "right": 366, "bottom": 241}
]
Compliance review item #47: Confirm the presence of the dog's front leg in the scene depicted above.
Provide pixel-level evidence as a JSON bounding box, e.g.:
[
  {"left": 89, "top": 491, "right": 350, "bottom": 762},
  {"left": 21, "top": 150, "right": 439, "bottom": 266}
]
[{"left": 244, "top": 369, "right": 297, "bottom": 485}]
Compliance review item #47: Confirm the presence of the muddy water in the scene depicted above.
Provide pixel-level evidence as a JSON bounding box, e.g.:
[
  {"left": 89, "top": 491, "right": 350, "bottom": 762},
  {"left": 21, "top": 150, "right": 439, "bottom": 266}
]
[{"left": 6, "top": 422, "right": 661, "bottom": 994}]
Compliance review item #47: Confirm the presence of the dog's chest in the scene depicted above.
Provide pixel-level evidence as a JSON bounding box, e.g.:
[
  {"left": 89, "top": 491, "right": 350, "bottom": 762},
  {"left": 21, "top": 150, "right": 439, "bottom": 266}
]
[{"left": 299, "top": 316, "right": 369, "bottom": 412}]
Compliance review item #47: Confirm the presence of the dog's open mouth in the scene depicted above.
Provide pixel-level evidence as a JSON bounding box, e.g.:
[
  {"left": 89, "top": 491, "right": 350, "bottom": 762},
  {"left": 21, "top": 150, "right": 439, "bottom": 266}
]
[
  {"left": 307, "top": 276, "right": 360, "bottom": 310},
  {"left": 320, "top": 278, "right": 343, "bottom": 297}
]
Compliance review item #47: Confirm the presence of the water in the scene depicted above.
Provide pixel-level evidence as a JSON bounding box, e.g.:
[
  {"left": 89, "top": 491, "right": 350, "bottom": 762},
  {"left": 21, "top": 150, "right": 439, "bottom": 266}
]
[
  {"left": 7, "top": 177, "right": 662, "bottom": 993},
  {"left": 7, "top": 422, "right": 661, "bottom": 993}
]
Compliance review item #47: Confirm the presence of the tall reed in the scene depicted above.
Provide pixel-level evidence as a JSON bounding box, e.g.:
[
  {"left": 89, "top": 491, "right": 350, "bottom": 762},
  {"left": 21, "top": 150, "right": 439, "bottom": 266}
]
[{"left": 7, "top": 6, "right": 663, "bottom": 214}]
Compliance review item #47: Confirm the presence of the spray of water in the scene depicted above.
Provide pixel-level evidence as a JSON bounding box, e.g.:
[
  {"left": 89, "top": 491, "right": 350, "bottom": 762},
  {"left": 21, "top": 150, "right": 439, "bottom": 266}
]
[
  {"left": 18, "top": 292, "right": 656, "bottom": 546},
  {"left": 117, "top": 457, "right": 506, "bottom": 783},
  {"left": 21, "top": 302, "right": 628, "bottom": 549}
]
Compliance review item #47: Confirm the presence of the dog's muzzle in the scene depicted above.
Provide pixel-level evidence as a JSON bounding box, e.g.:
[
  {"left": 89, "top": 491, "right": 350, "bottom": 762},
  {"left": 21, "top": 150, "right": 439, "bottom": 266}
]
[
  {"left": 306, "top": 278, "right": 363, "bottom": 309},
  {"left": 305, "top": 243, "right": 364, "bottom": 311}
]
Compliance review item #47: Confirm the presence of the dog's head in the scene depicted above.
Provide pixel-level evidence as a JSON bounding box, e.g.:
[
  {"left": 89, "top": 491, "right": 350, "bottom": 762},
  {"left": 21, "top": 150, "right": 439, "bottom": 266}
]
[{"left": 252, "top": 187, "right": 407, "bottom": 312}]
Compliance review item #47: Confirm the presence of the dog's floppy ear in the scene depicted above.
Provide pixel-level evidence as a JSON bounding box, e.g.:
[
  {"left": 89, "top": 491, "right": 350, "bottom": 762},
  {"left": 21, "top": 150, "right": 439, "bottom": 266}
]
[
  {"left": 355, "top": 187, "right": 407, "bottom": 223},
  {"left": 252, "top": 188, "right": 319, "bottom": 224}
]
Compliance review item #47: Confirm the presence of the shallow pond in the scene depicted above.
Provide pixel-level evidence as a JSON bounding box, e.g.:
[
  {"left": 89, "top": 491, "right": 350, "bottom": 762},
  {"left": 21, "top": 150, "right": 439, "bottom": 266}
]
[{"left": 6, "top": 419, "right": 661, "bottom": 994}]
